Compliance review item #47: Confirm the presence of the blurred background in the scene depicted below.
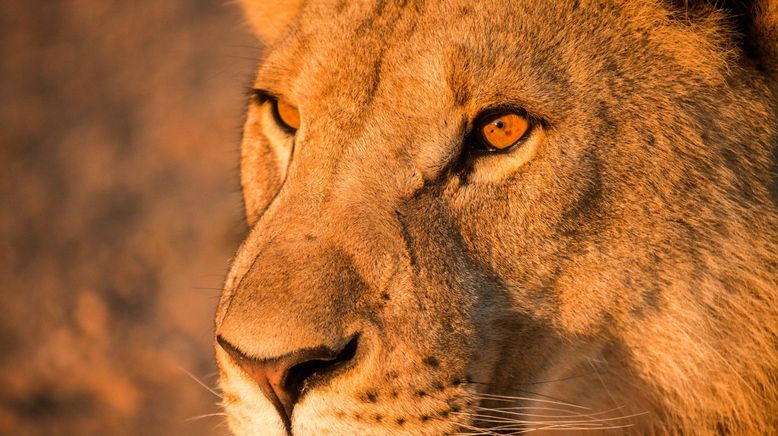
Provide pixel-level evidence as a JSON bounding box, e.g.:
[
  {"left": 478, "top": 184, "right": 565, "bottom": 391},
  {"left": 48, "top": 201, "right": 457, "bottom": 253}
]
[{"left": 0, "top": 1, "right": 259, "bottom": 434}]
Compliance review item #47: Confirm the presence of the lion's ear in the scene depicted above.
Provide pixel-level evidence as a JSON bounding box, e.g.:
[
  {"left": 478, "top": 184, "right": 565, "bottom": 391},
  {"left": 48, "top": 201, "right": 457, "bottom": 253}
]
[
  {"left": 750, "top": 0, "right": 778, "bottom": 74},
  {"left": 239, "top": 0, "right": 304, "bottom": 44},
  {"left": 723, "top": 0, "right": 777, "bottom": 74},
  {"left": 671, "top": 0, "right": 778, "bottom": 74}
]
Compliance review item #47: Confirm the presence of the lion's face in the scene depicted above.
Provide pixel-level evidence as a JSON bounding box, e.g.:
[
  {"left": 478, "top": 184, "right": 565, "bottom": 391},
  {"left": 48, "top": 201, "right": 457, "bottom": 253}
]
[{"left": 215, "top": 1, "right": 778, "bottom": 435}]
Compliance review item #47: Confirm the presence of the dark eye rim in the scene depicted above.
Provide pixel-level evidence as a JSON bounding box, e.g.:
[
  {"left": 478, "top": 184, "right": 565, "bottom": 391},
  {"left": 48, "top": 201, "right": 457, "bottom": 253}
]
[
  {"left": 469, "top": 107, "right": 535, "bottom": 154},
  {"left": 249, "top": 88, "right": 299, "bottom": 134}
]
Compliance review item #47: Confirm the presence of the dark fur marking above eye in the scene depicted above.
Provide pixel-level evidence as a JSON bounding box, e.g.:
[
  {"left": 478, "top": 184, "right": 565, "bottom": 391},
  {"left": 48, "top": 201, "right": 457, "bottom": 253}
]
[
  {"left": 364, "top": 48, "right": 385, "bottom": 104},
  {"left": 396, "top": 417, "right": 406, "bottom": 426},
  {"left": 446, "top": 45, "right": 473, "bottom": 107}
]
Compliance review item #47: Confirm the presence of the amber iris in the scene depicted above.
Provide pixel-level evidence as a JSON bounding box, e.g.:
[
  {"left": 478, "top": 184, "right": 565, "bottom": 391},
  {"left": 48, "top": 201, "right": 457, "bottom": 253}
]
[
  {"left": 480, "top": 113, "right": 529, "bottom": 150},
  {"left": 274, "top": 99, "right": 301, "bottom": 131}
]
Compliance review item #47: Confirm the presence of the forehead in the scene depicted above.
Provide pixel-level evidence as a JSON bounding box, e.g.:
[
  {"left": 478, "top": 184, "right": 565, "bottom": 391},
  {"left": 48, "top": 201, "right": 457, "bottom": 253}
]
[{"left": 255, "top": 0, "right": 636, "bottom": 121}]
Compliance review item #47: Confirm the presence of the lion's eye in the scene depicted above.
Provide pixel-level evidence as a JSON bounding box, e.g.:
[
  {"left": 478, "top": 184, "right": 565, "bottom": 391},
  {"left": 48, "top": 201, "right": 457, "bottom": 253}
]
[
  {"left": 271, "top": 98, "right": 301, "bottom": 132},
  {"left": 476, "top": 112, "right": 530, "bottom": 151}
]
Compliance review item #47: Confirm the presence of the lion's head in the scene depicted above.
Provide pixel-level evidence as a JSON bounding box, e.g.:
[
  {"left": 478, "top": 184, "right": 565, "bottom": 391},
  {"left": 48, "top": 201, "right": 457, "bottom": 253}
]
[{"left": 214, "top": 1, "right": 778, "bottom": 434}]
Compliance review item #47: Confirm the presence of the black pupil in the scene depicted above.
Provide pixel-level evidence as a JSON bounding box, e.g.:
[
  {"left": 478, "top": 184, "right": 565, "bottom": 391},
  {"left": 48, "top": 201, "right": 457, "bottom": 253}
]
[{"left": 494, "top": 120, "right": 505, "bottom": 129}]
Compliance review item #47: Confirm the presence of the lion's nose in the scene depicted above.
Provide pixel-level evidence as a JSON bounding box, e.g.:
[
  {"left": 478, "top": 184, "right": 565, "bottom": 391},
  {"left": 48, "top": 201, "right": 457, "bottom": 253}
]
[{"left": 216, "top": 334, "right": 358, "bottom": 428}]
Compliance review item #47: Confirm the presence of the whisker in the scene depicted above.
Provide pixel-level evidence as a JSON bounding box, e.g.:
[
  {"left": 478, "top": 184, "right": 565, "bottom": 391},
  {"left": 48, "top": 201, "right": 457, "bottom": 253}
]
[
  {"left": 178, "top": 365, "right": 223, "bottom": 399},
  {"left": 554, "top": 410, "right": 650, "bottom": 424},
  {"left": 184, "top": 412, "right": 228, "bottom": 422},
  {"left": 486, "top": 421, "right": 612, "bottom": 432},
  {"left": 451, "top": 406, "right": 649, "bottom": 435},
  {"left": 465, "top": 410, "right": 649, "bottom": 426},
  {"left": 587, "top": 358, "right": 617, "bottom": 408},
  {"left": 473, "top": 393, "right": 589, "bottom": 410},
  {"left": 472, "top": 404, "right": 627, "bottom": 419},
  {"left": 453, "top": 420, "right": 502, "bottom": 435},
  {"left": 477, "top": 406, "right": 593, "bottom": 417},
  {"left": 468, "top": 374, "right": 589, "bottom": 387},
  {"left": 456, "top": 412, "right": 627, "bottom": 427},
  {"left": 469, "top": 386, "right": 590, "bottom": 409},
  {"left": 532, "top": 409, "right": 645, "bottom": 423},
  {"left": 513, "top": 389, "right": 588, "bottom": 406},
  {"left": 453, "top": 412, "right": 535, "bottom": 425},
  {"left": 512, "top": 423, "right": 635, "bottom": 433}
]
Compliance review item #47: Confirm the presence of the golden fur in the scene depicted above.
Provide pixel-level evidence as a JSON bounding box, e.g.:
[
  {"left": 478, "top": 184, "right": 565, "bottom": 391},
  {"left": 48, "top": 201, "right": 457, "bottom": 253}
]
[{"left": 215, "top": 1, "right": 778, "bottom": 434}]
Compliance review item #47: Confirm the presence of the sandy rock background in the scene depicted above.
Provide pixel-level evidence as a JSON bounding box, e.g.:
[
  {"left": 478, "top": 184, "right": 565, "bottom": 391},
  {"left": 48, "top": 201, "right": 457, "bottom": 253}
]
[{"left": 0, "top": 1, "right": 259, "bottom": 434}]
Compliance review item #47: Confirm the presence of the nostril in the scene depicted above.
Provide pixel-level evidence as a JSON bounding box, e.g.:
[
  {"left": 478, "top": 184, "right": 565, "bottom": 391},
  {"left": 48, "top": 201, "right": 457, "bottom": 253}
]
[
  {"left": 284, "top": 335, "right": 359, "bottom": 397},
  {"left": 216, "top": 334, "right": 359, "bottom": 430}
]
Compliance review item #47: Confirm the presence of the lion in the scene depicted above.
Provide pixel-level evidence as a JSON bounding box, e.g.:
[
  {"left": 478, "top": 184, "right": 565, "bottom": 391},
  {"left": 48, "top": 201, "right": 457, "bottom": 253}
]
[{"left": 213, "top": 0, "right": 778, "bottom": 434}]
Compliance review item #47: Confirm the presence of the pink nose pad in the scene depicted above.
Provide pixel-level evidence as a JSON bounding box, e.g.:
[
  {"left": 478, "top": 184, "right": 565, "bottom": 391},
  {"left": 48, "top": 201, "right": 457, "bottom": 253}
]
[{"left": 216, "top": 335, "right": 358, "bottom": 430}]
